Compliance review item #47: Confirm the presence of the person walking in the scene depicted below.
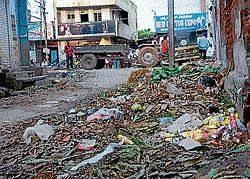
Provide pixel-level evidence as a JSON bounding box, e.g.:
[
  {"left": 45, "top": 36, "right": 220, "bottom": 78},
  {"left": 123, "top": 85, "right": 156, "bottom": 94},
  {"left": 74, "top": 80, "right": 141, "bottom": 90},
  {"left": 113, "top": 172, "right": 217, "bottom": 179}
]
[
  {"left": 64, "top": 41, "right": 74, "bottom": 70},
  {"left": 197, "top": 33, "right": 210, "bottom": 61}
]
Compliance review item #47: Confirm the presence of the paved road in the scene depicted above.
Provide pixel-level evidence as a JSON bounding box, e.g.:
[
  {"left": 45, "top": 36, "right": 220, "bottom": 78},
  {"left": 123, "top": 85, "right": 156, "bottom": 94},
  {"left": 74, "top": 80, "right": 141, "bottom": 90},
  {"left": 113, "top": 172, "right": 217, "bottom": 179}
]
[{"left": 0, "top": 68, "right": 134, "bottom": 125}]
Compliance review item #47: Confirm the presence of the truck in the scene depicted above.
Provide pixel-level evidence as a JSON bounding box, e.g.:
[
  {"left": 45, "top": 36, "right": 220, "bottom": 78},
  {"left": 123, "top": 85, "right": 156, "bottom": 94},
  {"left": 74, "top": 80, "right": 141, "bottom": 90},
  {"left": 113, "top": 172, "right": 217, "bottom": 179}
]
[
  {"left": 74, "top": 44, "right": 130, "bottom": 70},
  {"left": 136, "top": 31, "right": 202, "bottom": 67},
  {"left": 136, "top": 12, "right": 209, "bottom": 67},
  {"left": 71, "top": 12, "right": 209, "bottom": 70},
  {"left": 74, "top": 35, "right": 201, "bottom": 70}
]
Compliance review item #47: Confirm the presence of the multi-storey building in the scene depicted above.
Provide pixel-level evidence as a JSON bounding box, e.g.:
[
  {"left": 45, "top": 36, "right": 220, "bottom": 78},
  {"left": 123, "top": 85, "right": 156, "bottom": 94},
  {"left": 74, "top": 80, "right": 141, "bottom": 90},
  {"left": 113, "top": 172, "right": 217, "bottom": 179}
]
[
  {"left": 53, "top": 0, "right": 137, "bottom": 60},
  {"left": 0, "top": 0, "right": 23, "bottom": 72},
  {"left": 0, "top": 0, "right": 31, "bottom": 72}
]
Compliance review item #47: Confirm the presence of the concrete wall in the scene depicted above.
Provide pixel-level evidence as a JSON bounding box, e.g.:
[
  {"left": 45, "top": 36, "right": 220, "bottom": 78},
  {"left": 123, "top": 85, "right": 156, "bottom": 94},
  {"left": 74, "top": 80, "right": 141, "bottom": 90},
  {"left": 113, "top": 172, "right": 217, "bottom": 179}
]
[
  {"left": 118, "top": 21, "right": 134, "bottom": 40},
  {"left": 101, "top": 8, "right": 111, "bottom": 20},
  {"left": 207, "top": 0, "right": 250, "bottom": 123},
  {"left": 213, "top": 0, "right": 250, "bottom": 123},
  {"left": 116, "top": 0, "right": 137, "bottom": 39},
  {"left": 222, "top": 0, "right": 249, "bottom": 90}
]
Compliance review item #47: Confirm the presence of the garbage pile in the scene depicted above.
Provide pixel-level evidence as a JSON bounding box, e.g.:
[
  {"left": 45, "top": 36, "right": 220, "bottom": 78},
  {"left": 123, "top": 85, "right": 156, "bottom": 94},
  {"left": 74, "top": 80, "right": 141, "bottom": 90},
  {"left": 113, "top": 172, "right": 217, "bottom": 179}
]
[
  {"left": 0, "top": 63, "right": 249, "bottom": 178},
  {"left": 0, "top": 86, "right": 18, "bottom": 98}
]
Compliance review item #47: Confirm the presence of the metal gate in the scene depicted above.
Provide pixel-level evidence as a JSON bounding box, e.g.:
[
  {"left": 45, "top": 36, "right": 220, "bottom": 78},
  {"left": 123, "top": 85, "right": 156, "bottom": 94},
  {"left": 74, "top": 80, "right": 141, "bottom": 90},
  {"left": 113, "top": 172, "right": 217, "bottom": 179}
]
[{"left": 0, "top": 0, "right": 11, "bottom": 69}]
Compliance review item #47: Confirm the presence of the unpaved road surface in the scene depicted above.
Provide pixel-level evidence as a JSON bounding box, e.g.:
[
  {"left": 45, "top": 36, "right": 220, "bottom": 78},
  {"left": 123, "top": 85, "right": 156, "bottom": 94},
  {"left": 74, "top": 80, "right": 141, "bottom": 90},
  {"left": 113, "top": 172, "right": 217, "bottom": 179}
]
[{"left": 0, "top": 68, "right": 134, "bottom": 125}]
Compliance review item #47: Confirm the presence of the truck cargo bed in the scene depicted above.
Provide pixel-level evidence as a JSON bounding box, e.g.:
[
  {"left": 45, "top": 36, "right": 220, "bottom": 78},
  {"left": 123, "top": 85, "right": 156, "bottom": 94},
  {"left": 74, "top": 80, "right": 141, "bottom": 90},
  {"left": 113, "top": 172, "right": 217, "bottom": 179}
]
[{"left": 74, "top": 45, "right": 128, "bottom": 54}]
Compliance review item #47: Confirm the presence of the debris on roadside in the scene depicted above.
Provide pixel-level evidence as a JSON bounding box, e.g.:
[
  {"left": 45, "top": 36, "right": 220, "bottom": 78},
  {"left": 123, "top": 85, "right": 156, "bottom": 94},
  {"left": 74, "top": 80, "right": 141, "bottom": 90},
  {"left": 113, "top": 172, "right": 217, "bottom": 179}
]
[
  {"left": 23, "top": 120, "right": 54, "bottom": 145},
  {"left": 0, "top": 63, "right": 249, "bottom": 178},
  {"left": 76, "top": 139, "right": 96, "bottom": 151},
  {"left": 86, "top": 107, "right": 123, "bottom": 121},
  {"left": 178, "top": 138, "right": 202, "bottom": 150},
  {"left": 71, "top": 142, "right": 122, "bottom": 171}
]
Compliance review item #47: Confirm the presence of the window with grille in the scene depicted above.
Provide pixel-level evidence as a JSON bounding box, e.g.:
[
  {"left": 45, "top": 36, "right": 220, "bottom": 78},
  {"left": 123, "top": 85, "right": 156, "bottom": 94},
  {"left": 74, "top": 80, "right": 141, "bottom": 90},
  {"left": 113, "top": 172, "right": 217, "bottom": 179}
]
[
  {"left": 120, "top": 11, "right": 129, "bottom": 25},
  {"left": 11, "top": 15, "right": 17, "bottom": 40},
  {"left": 67, "top": 12, "right": 75, "bottom": 23},
  {"left": 94, "top": 11, "right": 102, "bottom": 22}
]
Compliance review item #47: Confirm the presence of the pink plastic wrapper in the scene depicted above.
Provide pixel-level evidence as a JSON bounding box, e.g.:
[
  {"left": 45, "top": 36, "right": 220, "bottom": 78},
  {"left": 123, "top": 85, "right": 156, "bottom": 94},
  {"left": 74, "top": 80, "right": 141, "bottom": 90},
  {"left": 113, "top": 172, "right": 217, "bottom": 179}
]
[
  {"left": 211, "top": 126, "right": 226, "bottom": 139},
  {"left": 87, "top": 108, "right": 123, "bottom": 122},
  {"left": 229, "top": 115, "right": 237, "bottom": 129},
  {"left": 76, "top": 139, "right": 96, "bottom": 152}
]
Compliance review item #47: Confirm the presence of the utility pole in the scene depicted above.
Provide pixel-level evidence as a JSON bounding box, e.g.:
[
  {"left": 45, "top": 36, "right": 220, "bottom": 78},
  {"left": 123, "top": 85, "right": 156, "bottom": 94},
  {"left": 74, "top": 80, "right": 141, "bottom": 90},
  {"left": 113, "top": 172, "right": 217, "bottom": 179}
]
[
  {"left": 35, "top": 0, "right": 48, "bottom": 63},
  {"left": 151, "top": 10, "right": 157, "bottom": 32},
  {"left": 168, "top": 0, "right": 175, "bottom": 67},
  {"left": 39, "top": 4, "right": 43, "bottom": 41},
  {"left": 42, "top": 0, "right": 49, "bottom": 63}
]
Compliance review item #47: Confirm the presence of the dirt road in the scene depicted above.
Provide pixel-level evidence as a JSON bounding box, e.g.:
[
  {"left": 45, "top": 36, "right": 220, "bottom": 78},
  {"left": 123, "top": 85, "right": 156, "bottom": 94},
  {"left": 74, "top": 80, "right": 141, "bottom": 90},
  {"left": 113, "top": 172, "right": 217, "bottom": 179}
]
[{"left": 0, "top": 68, "right": 134, "bottom": 125}]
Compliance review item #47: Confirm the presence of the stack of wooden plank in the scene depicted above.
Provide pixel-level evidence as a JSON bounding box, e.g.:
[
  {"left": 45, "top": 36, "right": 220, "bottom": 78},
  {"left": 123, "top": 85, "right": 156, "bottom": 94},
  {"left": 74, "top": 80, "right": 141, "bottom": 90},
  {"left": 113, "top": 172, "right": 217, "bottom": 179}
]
[{"left": 175, "top": 45, "right": 200, "bottom": 62}]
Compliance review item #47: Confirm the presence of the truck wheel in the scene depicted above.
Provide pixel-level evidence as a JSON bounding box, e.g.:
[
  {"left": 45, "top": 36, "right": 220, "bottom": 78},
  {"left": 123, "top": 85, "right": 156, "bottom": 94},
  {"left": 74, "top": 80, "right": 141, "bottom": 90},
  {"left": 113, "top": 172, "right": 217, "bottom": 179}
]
[
  {"left": 138, "top": 47, "right": 158, "bottom": 67},
  {"left": 80, "top": 54, "right": 97, "bottom": 70},
  {"left": 95, "top": 59, "right": 105, "bottom": 69}
]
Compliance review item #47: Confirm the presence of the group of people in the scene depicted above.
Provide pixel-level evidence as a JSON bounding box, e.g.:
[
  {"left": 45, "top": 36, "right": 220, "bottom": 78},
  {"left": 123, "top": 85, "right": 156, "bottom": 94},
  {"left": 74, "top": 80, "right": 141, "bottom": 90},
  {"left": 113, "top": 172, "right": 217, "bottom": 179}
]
[{"left": 160, "top": 33, "right": 211, "bottom": 61}]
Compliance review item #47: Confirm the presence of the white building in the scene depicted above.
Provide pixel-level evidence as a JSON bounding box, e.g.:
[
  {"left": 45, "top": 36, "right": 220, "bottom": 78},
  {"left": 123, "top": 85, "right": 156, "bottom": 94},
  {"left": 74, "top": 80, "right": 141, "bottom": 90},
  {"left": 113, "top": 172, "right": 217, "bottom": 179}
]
[
  {"left": 54, "top": 0, "right": 137, "bottom": 40},
  {"left": 53, "top": 0, "right": 137, "bottom": 61}
]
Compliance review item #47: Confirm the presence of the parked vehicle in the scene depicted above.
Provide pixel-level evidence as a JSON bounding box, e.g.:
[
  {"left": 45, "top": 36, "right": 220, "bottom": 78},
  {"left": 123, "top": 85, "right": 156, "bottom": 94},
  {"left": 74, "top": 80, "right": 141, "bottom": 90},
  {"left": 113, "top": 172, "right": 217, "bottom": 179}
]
[
  {"left": 74, "top": 45, "right": 129, "bottom": 70},
  {"left": 137, "top": 32, "right": 202, "bottom": 67}
]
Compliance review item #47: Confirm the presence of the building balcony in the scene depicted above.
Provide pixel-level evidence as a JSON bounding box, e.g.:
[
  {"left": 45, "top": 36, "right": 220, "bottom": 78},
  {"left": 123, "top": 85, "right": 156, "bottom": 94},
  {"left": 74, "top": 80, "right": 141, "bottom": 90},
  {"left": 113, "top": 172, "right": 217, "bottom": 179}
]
[{"left": 57, "top": 20, "right": 133, "bottom": 40}]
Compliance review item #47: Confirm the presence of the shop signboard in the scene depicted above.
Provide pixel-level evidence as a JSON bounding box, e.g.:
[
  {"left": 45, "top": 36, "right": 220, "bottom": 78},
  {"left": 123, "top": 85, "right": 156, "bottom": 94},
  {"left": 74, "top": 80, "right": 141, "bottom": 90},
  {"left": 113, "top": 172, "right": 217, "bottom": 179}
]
[
  {"left": 28, "top": 21, "right": 53, "bottom": 41},
  {"left": 155, "top": 12, "right": 207, "bottom": 33}
]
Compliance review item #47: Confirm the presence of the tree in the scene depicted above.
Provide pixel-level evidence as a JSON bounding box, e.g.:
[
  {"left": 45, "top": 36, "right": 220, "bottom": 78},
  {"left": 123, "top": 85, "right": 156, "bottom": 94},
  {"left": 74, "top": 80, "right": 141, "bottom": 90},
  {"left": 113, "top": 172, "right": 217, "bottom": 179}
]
[{"left": 138, "top": 28, "right": 155, "bottom": 40}]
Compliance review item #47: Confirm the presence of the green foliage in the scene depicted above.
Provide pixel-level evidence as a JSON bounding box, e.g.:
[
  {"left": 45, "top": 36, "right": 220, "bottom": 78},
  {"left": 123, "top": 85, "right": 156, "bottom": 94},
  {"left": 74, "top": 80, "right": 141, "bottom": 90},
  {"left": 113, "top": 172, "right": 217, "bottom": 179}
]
[
  {"left": 118, "top": 145, "right": 140, "bottom": 159},
  {"left": 138, "top": 28, "right": 155, "bottom": 40},
  {"left": 150, "top": 66, "right": 183, "bottom": 82}
]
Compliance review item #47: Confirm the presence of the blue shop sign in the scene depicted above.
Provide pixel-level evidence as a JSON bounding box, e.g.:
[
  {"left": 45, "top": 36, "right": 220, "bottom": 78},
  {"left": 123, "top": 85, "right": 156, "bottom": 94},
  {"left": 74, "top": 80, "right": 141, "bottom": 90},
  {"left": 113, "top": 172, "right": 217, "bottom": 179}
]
[{"left": 155, "top": 12, "right": 207, "bottom": 33}]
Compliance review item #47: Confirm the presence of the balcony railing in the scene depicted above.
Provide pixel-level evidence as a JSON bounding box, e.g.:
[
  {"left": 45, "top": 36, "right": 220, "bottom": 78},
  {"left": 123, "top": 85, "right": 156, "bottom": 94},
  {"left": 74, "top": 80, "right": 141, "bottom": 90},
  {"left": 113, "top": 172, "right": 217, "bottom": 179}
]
[{"left": 57, "top": 20, "right": 116, "bottom": 37}]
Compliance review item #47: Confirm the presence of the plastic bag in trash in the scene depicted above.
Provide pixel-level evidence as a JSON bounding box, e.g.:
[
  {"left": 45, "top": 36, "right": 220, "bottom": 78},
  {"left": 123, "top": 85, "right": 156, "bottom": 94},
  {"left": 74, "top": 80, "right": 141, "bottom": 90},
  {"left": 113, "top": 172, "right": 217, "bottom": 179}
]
[
  {"left": 160, "top": 117, "right": 175, "bottom": 126},
  {"left": 166, "top": 113, "right": 203, "bottom": 134},
  {"left": 87, "top": 108, "right": 123, "bottom": 121},
  {"left": 23, "top": 120, "right": 54, "bottom": 145},
  {"left": 201, "top": 76, "right": 216, "bottom": 87},
  {"left": 76, "top": 139, "right": 96, "bottom": 151},
  {"left": 109, "top": 95, "right": 131, "bottom": 103},
  {"left": 167, "top": 83, "right": 182, "bottom": 94},
  {"left": 117, "top": 135, "right": 134, "bottom": 144},
  {"left": 236, "top": 121, "right": 247, "bottom": 131},
  {"left": 178, "top": 138, "right": 202, "bottom": 150},
  {"left": 70, "top": 142, "right": 122, "bottom": 171},
  {"left": 159, "top": 117, "right": 175, "bottom": 130}
]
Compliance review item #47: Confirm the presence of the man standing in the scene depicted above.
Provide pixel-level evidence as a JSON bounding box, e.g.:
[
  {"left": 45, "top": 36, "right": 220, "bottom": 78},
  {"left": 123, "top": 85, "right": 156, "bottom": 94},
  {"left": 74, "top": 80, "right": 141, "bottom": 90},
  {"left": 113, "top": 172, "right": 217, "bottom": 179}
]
[
  {"left": 197, "top": 33, "right": 210, "bottom": 61},
  {"left": 161, "top": 36, "right": 169, "bottom": 54},
  {"left": 64, "top": 41, "right": 74, "bottom": 70}
]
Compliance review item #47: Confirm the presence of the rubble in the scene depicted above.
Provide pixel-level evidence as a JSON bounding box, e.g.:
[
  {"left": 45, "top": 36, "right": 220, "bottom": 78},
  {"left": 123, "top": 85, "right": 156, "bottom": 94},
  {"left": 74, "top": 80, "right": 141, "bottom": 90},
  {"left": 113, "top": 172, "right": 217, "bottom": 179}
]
[
  {"left": 0, "top": 86, "right": 18, "bottom": 98},
  {"left": 0, "top": 63, "right": 249, "bottom": 178}
]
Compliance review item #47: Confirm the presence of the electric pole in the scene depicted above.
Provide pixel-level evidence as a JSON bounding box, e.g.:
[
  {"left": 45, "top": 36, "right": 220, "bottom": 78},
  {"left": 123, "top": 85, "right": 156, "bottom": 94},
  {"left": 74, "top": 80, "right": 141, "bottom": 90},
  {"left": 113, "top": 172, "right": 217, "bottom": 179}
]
[
  {"left": 42, "top": 0, "right": 49, "bottom": 63},
  {"left": 35, "top": 0, "right": 49, "bottom": 64},
  {"left": 168, "top": 0, "right": 175, "bottom": 67},
  {"left": 152, "top": 10, "right": 157, "bottom": 32}
]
